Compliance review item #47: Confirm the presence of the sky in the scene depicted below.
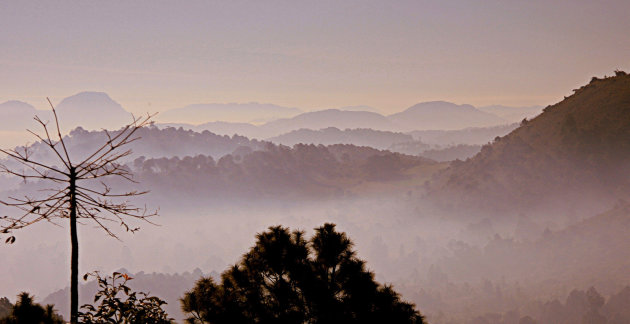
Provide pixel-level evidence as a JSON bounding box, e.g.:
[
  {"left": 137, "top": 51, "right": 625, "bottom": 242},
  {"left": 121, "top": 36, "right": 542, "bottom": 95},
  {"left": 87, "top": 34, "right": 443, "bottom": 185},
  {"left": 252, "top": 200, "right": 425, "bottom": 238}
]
[{"left": 1, "top": 0, "right": 629, "bottom": 115}]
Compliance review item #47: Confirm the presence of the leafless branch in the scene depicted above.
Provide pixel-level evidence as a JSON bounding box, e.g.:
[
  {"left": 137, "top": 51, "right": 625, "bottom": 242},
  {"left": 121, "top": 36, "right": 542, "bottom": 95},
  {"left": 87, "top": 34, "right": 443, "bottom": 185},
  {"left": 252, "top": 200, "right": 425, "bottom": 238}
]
[{"left": 0, "top": 100, "right": 158, "bottom": 244}]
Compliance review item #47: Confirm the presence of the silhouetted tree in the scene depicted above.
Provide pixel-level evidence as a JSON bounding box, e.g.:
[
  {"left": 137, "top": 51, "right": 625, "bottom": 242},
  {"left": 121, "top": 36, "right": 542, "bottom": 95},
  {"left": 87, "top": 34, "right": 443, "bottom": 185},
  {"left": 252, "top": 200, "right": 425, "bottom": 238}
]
[
  {"left": 0, "top": 100, "right": 156, "bottom": 323},
  {"left": 0, "top": 292, "right": 64, "bottom": 324},
  {"left": 181, "top": 223, "right": 425, "bottom": 324}
]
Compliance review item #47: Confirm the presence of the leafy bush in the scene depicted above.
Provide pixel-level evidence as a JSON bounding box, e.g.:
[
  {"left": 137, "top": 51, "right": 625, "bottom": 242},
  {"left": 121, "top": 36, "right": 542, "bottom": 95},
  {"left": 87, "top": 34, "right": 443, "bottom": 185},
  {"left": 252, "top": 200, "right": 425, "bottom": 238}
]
[{"left": 79, "top": 272, "right": 173, "bottom": 324}]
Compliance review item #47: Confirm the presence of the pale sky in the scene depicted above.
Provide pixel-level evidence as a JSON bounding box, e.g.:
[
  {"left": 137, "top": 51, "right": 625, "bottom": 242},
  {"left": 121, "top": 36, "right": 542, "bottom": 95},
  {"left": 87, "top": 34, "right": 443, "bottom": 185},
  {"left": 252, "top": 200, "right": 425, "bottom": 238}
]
[{"left": 1, "top": 0, "right": 629, "bottom": 115}]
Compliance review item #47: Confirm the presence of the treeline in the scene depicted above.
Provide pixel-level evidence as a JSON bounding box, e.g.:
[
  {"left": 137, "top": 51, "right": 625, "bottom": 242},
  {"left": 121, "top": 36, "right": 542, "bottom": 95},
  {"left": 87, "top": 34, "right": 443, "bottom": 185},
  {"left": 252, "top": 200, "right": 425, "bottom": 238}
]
[
  {"left": 4, "top": 126, "right": 268, "bottom": 169},
  {"left": 130, "top": 143, "right": 431, "bottom": 200},
  {"left": 268, "top": 127, "right": 414, "bottom": 150}
]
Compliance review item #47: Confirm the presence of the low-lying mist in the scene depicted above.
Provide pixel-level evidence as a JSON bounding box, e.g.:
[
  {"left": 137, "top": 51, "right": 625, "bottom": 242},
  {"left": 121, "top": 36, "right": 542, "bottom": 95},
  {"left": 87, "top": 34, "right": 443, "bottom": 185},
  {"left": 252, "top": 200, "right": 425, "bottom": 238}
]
[{"left": 3, "top": 192, "right": 627, "bottom": 322}]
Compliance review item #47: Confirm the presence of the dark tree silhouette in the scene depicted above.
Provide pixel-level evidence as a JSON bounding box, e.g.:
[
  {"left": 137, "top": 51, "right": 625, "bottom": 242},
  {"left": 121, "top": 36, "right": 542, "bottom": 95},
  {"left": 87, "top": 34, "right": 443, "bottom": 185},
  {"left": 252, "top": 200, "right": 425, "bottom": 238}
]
[
  {"left": 0, "top": 99, "right": 157, "bottom": 323},
  {"left": 181, "top": 223, "right": 425, "bottom": 324},
  {"left": 0, "top": 292, "right": 64, "bottom": 324}
]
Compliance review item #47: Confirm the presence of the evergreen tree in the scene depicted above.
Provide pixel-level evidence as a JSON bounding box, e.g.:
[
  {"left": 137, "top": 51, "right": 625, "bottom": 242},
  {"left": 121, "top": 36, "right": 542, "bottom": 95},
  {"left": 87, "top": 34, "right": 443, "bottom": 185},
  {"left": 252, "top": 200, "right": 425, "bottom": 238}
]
[{"left": 181, "top": 223, "right": 425, "bottom": 324}]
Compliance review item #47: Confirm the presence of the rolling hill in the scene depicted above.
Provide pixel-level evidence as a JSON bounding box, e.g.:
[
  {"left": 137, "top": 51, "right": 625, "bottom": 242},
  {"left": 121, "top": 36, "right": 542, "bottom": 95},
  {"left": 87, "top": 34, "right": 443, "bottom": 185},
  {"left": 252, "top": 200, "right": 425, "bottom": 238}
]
[
  {"left": 389, "top": 101, "right": 506, "bottom": 131},
  {"left": 259, "top": 109, "right": 397, "bottom": 137}
]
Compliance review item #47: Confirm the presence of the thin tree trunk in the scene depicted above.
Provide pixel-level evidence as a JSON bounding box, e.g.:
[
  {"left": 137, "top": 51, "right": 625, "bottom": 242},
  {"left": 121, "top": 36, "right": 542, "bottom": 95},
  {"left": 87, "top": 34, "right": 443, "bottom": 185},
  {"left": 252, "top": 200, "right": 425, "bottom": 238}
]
[{"left": 69, "top": 168, "right": 79, "bottom": 324}]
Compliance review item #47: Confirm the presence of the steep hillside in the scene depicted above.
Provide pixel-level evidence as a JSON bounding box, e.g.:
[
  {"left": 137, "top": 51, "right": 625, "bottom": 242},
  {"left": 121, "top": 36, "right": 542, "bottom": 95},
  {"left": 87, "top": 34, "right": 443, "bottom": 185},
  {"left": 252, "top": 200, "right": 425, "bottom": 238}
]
[
  {"left": 427, "top": 72, "right": 630, "bottom": 213},
  {"left": 389, "top": 101, "right": 506, "bottom": 131}
]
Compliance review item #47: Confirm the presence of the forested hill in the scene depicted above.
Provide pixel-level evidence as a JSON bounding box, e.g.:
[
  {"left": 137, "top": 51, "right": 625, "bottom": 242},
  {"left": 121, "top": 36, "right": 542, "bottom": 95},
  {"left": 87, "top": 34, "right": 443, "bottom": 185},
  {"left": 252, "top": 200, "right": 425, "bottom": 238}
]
[
  {"left": 4, "top": 126, "right": 269, "bottom": 167},
  {"left": 0, "top": 125, "right": 441, "bottom": 203},
  {"left": 427, "top": 71, "right": 630, "bottom": 214},
  {"left": 129, "top": 143, "right": 437, "bottom": 202}
]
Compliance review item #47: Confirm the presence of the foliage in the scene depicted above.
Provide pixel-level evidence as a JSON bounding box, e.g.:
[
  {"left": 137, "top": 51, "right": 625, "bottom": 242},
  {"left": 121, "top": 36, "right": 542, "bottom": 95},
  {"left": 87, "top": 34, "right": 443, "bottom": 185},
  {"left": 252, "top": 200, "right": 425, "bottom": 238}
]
[
  {"left": 79, "top": 272, "right": 173, "bottom": 324},
  {"left": 181, "top": 223, "right": 425, "bottom": 324},
  {"left": 0, "top": 292, "right": 64, "bottom": 324},
  {"left": 0, "top": 298, "right": 10, "bottom": 319}
]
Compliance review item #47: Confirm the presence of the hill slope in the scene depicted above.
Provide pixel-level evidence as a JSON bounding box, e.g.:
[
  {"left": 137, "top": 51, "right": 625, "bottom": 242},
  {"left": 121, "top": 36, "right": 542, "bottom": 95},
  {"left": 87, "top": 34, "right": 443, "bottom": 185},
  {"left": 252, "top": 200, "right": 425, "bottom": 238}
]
[
  {"left": 427, "top": 72, "right": 630, "bottom": 214},
  {"left": 259, "top": 109, "right": 397, "bottom": 137}
]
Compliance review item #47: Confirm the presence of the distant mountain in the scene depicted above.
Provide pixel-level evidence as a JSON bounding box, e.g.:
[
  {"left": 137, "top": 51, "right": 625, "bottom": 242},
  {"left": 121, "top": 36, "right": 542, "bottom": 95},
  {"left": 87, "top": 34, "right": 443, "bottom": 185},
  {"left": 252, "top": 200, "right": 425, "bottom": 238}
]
[
  {"left": 0, "top": 100, "right": 44, "bottom": 131},
  {"left": 337, "top": 105, "right": 381, "bottom": 113},
  {"left": 427, "top": 72, "right": 630, "bottom": 214},
  {"left": 55, "top": 92, "right": 133, "bottom": 130},
  {"left": 268, "top": 127, "right": 413, "bottom": 150},
  {"left": 260, "top": 109, "right": 397, "bottom": 138},
  {"left": 389, "top": 101, "right": 506, "bottom": 131},
  {"left": 408, "top": 124, "right": 519, "bottom": 146},
  {"left": 478, "top": 105, "right": 543, "bottom": 123},
  {"left": 157, "top": 103, "right": 302, "bottom": 124}
]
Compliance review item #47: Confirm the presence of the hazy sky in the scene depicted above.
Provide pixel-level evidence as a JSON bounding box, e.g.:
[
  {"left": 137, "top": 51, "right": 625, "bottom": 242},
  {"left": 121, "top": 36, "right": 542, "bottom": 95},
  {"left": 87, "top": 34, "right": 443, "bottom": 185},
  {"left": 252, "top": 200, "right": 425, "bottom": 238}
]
[{"left": 1, "top": 0, "right": 629, "bottom": 115}]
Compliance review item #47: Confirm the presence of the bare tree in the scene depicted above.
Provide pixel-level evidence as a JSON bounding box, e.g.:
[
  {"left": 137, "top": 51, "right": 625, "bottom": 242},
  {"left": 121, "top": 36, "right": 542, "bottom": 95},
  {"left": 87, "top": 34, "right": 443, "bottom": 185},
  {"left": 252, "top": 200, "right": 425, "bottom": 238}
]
[{"left": 0, "top": 99, "right": 157, "bottom": 324}]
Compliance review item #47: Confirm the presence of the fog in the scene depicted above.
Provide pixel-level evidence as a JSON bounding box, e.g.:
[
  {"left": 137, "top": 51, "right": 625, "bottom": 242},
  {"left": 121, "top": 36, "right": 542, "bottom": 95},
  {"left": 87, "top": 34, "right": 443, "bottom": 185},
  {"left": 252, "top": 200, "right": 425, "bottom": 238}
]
[
  {"left": 3, "top": 187, "right": 627, "bottom": 322},
  {"left": 2, "top": 75, "right": 630, "bottom": 323}
]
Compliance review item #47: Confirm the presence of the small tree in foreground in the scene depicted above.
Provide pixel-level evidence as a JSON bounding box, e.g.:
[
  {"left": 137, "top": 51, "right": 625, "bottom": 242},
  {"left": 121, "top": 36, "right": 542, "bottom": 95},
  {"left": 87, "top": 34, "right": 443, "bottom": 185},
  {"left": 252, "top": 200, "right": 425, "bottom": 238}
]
[
  {"left": 79, "top": 272, "right": 172, "bottom": 324},
  {"left": 0, "top": 99, "right": 157, "bottom": 323},
  {"left": 181, "top": 223, "right": 425, "bottom": 324}
]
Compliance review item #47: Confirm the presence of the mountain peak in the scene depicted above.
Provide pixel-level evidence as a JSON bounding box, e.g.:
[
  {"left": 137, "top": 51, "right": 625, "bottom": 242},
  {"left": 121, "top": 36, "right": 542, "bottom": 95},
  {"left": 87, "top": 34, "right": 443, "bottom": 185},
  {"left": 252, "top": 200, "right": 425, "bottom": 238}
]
[
  {"left": 58, "top": 91, "right": 120, "bottom": 107},
  {"left": 389, "top": 101, "right": 505, "bottom": 131},
  {"left": 55, "top": 91, "right": 132, "bottom": 130},
  {"left": 0, "top": 100, "right": 37, "bottom": 113}
]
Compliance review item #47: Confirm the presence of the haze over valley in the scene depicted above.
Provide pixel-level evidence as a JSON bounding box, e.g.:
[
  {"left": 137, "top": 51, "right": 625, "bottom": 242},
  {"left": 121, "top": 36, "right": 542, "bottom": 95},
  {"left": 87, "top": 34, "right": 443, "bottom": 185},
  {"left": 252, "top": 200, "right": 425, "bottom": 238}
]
[{"left": 2, "top": 2, "right": 630, "bottom": 323}]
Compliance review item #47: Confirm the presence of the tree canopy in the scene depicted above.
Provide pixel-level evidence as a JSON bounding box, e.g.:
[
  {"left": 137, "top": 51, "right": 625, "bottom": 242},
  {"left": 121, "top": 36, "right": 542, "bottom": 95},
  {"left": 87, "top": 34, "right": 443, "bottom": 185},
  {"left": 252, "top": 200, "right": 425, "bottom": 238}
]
[
  {"left": 181, "top": 223, "right": 425, "bottom": 324},
  {"left": 0, "top": 292, "right": 64, "bottom": 324}
]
